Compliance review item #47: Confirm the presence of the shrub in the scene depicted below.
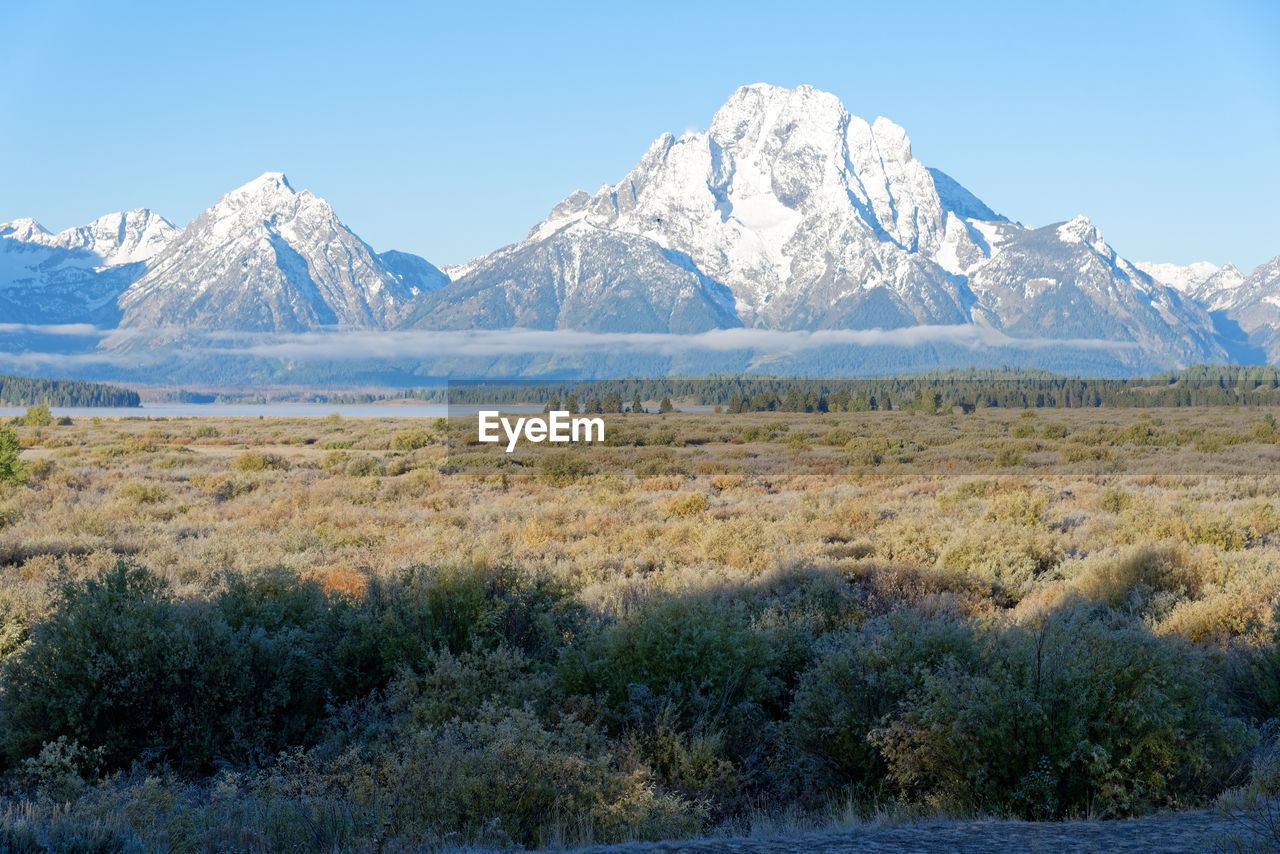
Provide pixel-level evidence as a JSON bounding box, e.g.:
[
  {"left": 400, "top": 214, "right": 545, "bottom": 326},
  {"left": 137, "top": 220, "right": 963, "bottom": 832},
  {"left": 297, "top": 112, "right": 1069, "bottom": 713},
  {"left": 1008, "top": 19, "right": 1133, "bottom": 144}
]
[
  {"left": 0, "top": 424, "right": 25, "bottom": 486},
  {"left": 344, "top": 454, "right": 384, "bottom": 477},
  {"left": 2, "top": 563, "right": 180, "bottom": 768},
  {"left": 342, "top": 703, "right": 700, "bottom": 847},
  {"left": 540, "top": 451, "right": 594, "bottom": 485},
  {"left": 820, "top": 427, "right": 855, "bottom": 446},
  {"left": 232, "top": 450, "right": 289, "bottom": 472},
  {"left": 1069, "top": 545, "right": 1205, "bottom": 620},
  {"left": 322, "top": 451, "right": 384, "bottom": 477},
  {"left": 559, "top": 595, "right": 778, "bottom": 738},
  {"left": 2, "top": 564, "right": 354, "bottom": 774},
  {"left": 788, "top": 609, "right": 982, "bottom": 791},
  {"left": 870, "top": 606, "right": 1248, "bottom": 817},
  {"left": 335, "top": 564, "right": 584, "bottom": 697},
  {"left": 995, "top": 445, "right": 1025, "bottom": 467},
  {"left": 665, "top": 492, "right": 709, "bottom": 517},
  {"left": 118, "top": 480, "right": 167, "bottom": 504},
  {"left": 986, "top": 487, "right": 1049, "bottom": 527},
  {"left": 14, "top": 405, "right": 53, "bottom": 427},
  {"left": 1099, "top": 483, "right": 1131, "bottom": 513},
  {"left": 391, "top": 429, "right": 432, "bottom": 451},
  {"left": 25, "top": 457, "right": 55, "bottom": 482}
]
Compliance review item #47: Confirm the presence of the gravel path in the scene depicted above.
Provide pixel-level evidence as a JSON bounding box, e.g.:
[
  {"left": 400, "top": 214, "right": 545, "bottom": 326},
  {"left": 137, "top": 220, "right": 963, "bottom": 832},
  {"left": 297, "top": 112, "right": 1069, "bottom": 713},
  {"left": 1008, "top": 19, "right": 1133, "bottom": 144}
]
[{"left": 570, "top": 810, "right": 1270, "bottom": 854}]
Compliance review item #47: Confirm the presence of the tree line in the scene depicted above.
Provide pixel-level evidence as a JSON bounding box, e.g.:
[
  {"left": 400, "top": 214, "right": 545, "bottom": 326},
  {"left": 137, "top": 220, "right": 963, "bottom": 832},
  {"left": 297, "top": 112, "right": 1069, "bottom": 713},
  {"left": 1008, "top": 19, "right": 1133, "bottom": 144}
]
[
  {"left": 0, "top": 374, "right": 140, "bottom": 407},
  {"left": 440, "top": 366, "right": 1280, "bottom": 412}
]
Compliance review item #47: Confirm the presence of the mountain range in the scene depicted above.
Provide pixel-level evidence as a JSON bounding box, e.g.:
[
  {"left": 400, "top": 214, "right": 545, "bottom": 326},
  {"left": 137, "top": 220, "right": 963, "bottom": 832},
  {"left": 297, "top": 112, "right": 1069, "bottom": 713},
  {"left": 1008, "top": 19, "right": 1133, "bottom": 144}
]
[{"left": 2, "top": 83, "right": 1277, "bottom": 381}]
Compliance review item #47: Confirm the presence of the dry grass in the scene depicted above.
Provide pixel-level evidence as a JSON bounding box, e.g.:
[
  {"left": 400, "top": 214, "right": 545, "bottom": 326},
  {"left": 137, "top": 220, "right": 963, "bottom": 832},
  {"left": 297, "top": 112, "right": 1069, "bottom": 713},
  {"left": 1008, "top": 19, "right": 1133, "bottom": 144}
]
[{"left": 4, "top": 407, "right": 1280, "bottom": 638}]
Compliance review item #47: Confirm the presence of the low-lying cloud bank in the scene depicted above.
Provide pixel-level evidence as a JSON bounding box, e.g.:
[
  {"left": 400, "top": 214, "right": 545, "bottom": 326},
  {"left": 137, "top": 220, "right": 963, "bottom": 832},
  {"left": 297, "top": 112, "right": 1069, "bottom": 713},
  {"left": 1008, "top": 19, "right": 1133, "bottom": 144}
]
[
  {"left": 0, "top": 322, "right": 106, "bottom": 337},
  {"left": 192, "top": 325, "right": 1140, "bottom": 361}
]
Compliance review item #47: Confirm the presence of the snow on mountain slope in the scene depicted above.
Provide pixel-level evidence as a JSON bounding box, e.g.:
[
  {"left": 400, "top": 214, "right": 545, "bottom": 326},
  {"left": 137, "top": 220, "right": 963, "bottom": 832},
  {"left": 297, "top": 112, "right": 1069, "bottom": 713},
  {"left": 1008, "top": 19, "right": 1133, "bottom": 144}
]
[
  {"left": 1137, "top": 260, "right": 1221, "bottom": 294},
  {"left": 1137, "top": 260, "right": 1247, "bottom": 311},
  {"left": 503, "top": 83, "right": 987, "bottom": 329},
  {"left": 1199, "top": 256, "right": 1280, "bottom": 361},
  {"left": 53, "top": 210, "right": 179, "bottom": 266},
  {"left": 0, "top": 209, "right": 176, "bottom": 324},
  {"left": 408, "top": 83, "right": 1225, "bottom": 365},
  {"left": 401, "top": 220, "right": 741, "bottom": 333},
  {"left": 377, "top": 249, "right": 449, "bottom": 294},
  {"left": 967, "top": 217, "right": 1226, "bottom": 363},
  {"left": 119, "top": 173, "right": 418, "bottom": 331}
]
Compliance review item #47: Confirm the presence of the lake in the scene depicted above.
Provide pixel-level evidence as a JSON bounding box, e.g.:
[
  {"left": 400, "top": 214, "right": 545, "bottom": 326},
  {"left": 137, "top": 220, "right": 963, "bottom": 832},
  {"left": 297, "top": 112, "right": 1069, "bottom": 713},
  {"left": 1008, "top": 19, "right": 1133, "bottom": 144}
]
[{"left": 0, "top": 402, "right": 709, "bottom": 419}]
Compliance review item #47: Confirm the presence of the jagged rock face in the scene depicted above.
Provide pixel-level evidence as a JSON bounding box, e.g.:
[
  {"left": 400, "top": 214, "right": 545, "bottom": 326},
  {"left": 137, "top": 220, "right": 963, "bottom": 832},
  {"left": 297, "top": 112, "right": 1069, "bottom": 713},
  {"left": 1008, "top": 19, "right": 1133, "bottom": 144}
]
[
  {"left": 377, "top": 250, "right": 449, "bottom": 295},
  {"left": 0, "top": 210, "right": 177, "bottom": 324},
  {"left": 419, "top": 83, "right": 1226, "bottom": 364},
  {"left": 1202, "top": 256, "right": 1280, "bottom": 359},
  {"left": 967, "top": 218, "right": 1227, "bottom": 362},
  {"left": 497, "top": 83, "right": 988, "bottom": 330},
  {"left": 402, "top": 221, "right": 740, "bottom": 333},
  {"left": 52, "top": 210, "right": 179, "bottom": 267},
  {"left": 119, "top": 173, "right": 418, "bottom": 331},
  {"left": 0, "top": 83, "right": 1268, "bottom": 377},
  {"left": 1138, "top": 260, "right": 1248, "bottom": 311}
]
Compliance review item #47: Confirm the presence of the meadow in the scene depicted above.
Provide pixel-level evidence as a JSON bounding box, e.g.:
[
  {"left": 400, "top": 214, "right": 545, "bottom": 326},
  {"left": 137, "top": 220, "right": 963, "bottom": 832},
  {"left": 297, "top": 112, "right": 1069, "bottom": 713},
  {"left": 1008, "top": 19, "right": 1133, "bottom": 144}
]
[{"left": 2, "top": 405, "right": 1280, "bottom": 851}]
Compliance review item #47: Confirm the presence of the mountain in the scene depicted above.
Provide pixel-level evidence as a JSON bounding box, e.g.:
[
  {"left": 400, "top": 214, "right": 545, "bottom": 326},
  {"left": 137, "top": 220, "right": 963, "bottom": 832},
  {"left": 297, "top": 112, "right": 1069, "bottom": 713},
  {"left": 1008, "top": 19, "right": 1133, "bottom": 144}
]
[
  {"left": 0, "top": 210, "right": 177, "bottom": 324},
  {"left": 1138, "top": 260, "right": 1247, "bottom": 310},
  {"left": 119, "top": 173, "right": 424, "bottom": 332},
  {"left": 377, "top": 250, "right": 449, "bottom": 295},
  {"left": 1186, "top": 255, "right": 1280, "bottom": 361},
  {"left": 966, "top": 217, "right": 1225, "bottom": 362},
  {"left": 1, "top": 83, "right": 1274, "bottom": 383},
  {"left": 400, "top": 221, "right": 740, "bottom": 333},
  {"left": 407, "top": 83, "right": 1226, "bottom": 367}
]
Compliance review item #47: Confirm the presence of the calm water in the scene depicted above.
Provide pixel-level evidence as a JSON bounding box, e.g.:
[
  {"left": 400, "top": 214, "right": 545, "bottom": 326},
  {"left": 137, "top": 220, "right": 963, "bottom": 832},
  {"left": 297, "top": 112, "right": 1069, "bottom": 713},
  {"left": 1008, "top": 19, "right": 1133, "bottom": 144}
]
[
  {"left": 0, "top": 403, "right": 548, "bottom": 419},
  {"left": 0, "top": 402, "right": 706, "bottom": 419}
]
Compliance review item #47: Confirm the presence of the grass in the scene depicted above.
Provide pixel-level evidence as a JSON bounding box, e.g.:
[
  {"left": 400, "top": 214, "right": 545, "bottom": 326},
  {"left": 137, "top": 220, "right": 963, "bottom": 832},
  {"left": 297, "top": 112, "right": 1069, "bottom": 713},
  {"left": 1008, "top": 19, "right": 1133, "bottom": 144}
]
[{"left": 3, "top": 406, "right": 1280, "bottom": 849}]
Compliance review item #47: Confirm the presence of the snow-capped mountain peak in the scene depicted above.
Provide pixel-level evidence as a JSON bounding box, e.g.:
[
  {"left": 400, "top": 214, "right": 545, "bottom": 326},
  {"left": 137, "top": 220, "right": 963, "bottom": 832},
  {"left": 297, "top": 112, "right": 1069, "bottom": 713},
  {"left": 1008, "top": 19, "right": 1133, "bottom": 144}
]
[
  {"left": 53, "top": 209, "right": 178, "bottom": 266},
  {"left": 0, "top": 218, "right": 51, "bottom": 242},
  {"left": 503, "top": 83, "right": 986, "bottom": 329},
  {"left": 401, "top": 82, "right": 1235, "bottom": 367},
  {"left": 118, "top": 172, "right": 428, "bottom": 331}
]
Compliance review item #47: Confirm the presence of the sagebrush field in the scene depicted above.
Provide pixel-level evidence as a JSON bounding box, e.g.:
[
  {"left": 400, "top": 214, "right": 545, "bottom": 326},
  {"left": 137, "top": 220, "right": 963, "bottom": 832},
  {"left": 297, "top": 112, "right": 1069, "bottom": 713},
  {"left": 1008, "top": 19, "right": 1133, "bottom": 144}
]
[{"left": 3, "top": 407, "right": 1280, "bottom": 851}]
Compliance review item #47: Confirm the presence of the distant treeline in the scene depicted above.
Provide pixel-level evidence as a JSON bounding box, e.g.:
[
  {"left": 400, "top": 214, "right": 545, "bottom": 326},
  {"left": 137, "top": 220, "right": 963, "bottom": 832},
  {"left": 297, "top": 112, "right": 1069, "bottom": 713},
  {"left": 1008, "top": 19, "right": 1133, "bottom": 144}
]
[
  {"left": 441, "top": 366, "right": 1280, "bottom": 411},
  {"left": 0, "top": 374, "right": 140, "bottom": 407}
]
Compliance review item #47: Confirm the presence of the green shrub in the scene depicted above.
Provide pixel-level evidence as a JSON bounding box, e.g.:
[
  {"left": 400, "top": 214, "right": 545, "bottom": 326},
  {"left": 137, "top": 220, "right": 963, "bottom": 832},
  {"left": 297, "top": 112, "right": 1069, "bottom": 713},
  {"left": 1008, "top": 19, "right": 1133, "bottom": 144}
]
[
  {"left": 232, "top": 450, "right": 289, "bottom": 472},
  {"left": 788, "top": 609, "right": 982, "bottom": 791},
  {"left": 344, "top": 454, "right": 384, "bottom": 477},
  {"left": 540, "top": 451, "right": 594, "bottom": 485},
  {"left": 986, "top": 487, "right": 1049, "bottom": 527},
  {"left": 343, "top": 703, "right": 700, "bottom": 846},
  {"left": 2, "top": 564, "right": 354, "bottom": 774},
  {"left": 2, "top": 563, "right": 180, "bottom": 768},
  {"left": 1099, "top": 484, "right": 1131, "bottom": 513},
  {"left": 0, "top": 424, "right": 26, "bottom": 486},
  {"left": 994, "top": 445, "right": 1025, "bottom": 467},
  {"left": 870, "top": 606, "right": 1249, "bottom": 817},
  {"left": 820, "top": 427, "right": 856, "bottom": 446},
  {"left": 25, "top": 457, "right": 55, "bottom": 482},
  {"left": 559, "top": 595, "right": 778, "bottom": 736},
  {"left": 118, "top": 480, "right": 167, "bottom": 504},
  {"left": 335, "top": 564, "right": 584, "bottom": 698},
  {"left": 14, "top": 405, "right": 53, "bottom": 427},
  {"left": 391, "top": 429, "right": 432, "bottom": 450}
]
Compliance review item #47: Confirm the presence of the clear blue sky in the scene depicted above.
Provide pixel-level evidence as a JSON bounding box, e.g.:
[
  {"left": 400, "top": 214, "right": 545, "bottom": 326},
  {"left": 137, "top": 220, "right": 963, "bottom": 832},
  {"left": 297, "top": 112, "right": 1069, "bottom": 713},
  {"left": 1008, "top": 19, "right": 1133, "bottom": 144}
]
[{"left": 2, "top": 0, "right": 1276, "bottom": 271}]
